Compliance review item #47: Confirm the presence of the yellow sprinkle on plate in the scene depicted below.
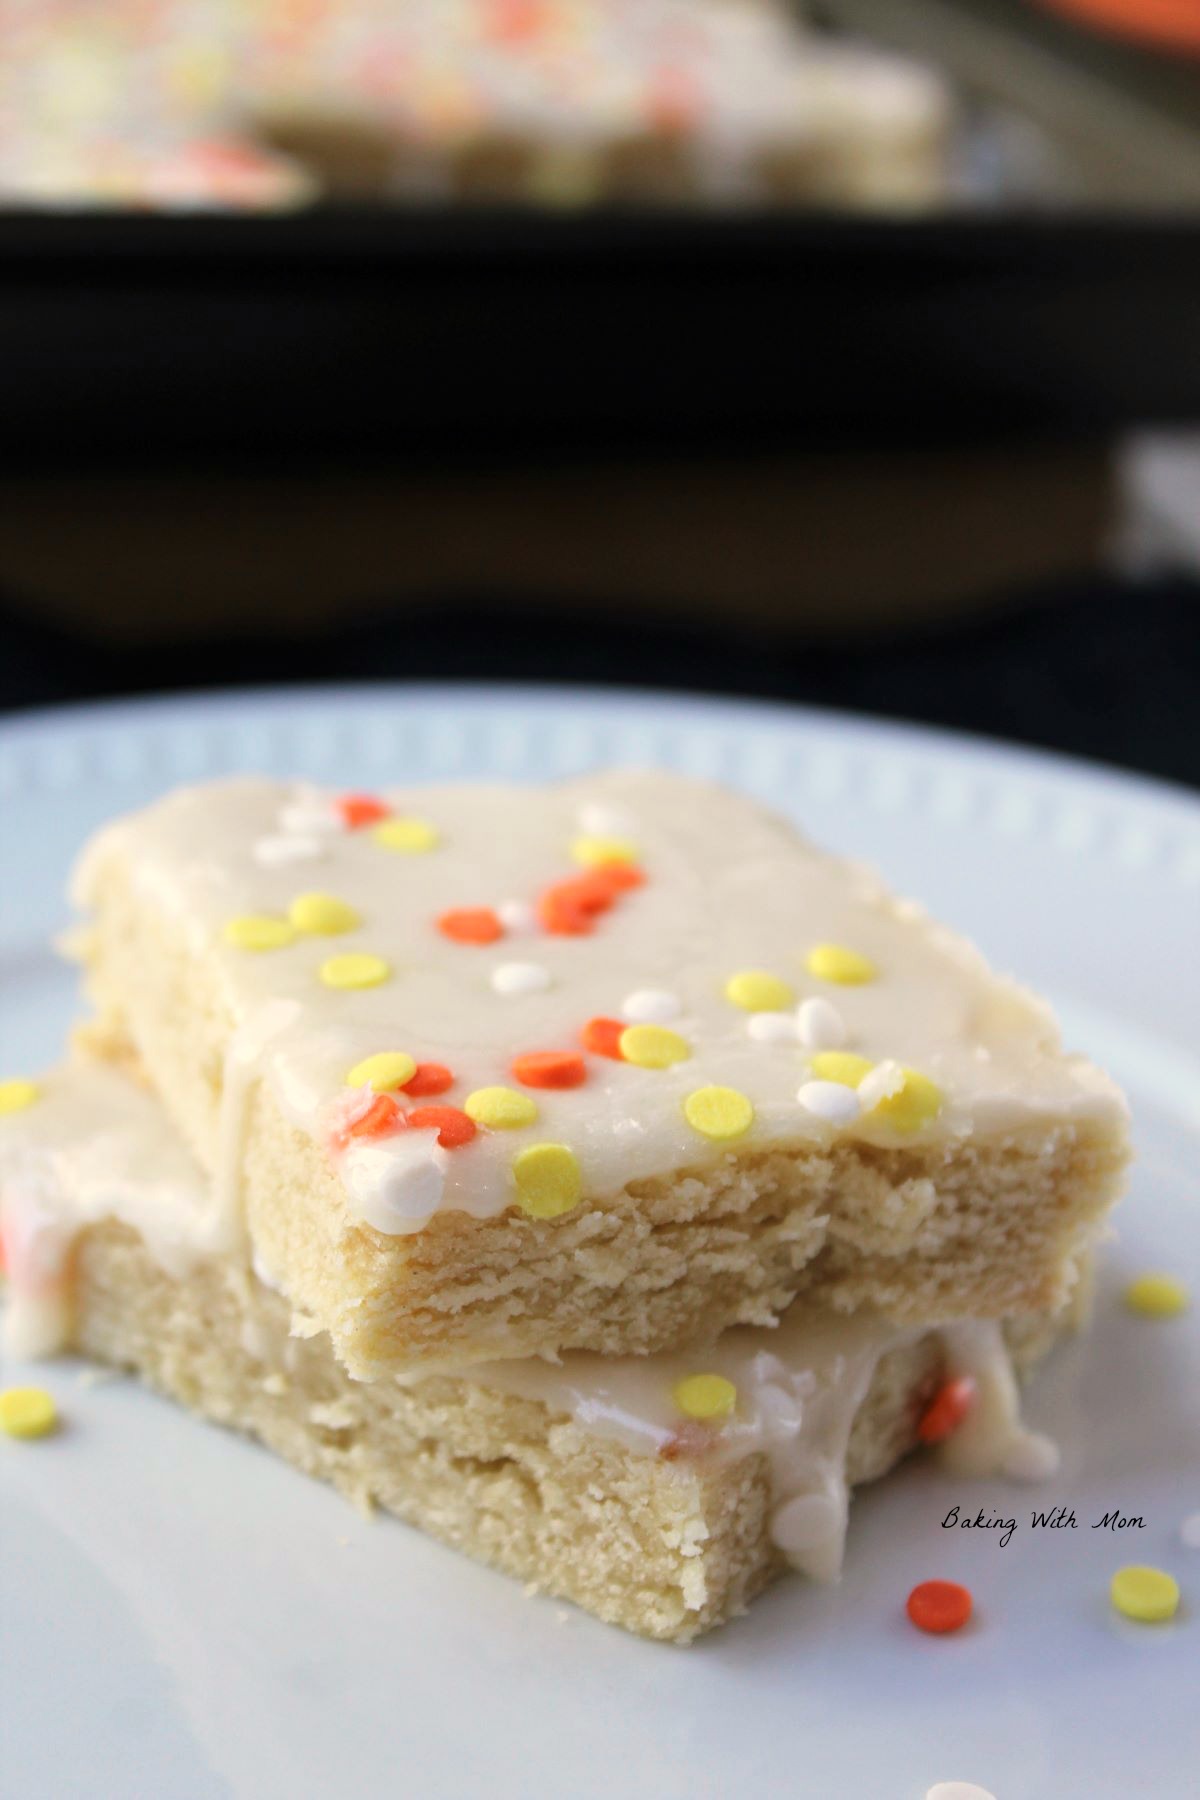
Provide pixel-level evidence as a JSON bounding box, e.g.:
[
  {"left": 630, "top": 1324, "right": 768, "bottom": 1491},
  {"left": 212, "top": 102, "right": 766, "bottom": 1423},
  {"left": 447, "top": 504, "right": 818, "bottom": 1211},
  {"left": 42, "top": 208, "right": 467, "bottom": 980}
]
[
  {"left": 288, "top": 892, "right": 362, "bottom": 936},
  {"left": 673, "top": 1374, "right": 737, "bottom": 1421},
  {"left": 619, "top": 1024, "right": 691, "bottom": 1069},
  {"left": 0, "top": 1387, "right": 59, "bottom": 1440},
  {"left": 346, "top": 1051, "right": 416, "bottom": 1092},
  {"left": 223, "top": 914, "right": 296, "bottom": 952},
  {"left": 0, "top": 1079, "right": 40, "bottom": 1116},
  {"left": 1124, "top": 1273, "right": 1190, "bottom": 1319},
  {"left": 684, "top": 1085, "right": 755, "bottom": 1141},
  {"left": 805, "top": 943, "right": 877, "bottom": 986},
  {"left": 724, "top": 969, "right": 795, "bottom": 1012},
  {"left": 1110, "top": 1564, "right": 1180, "bottom": 1624},
  {"left": 512, "top": 1143, "right": 581, "bottom": 1218},
  {"left": 372, "top": 817, "right": 440, "bottom": 853},
  {"left": 570, "top": 834, "right": 640, "bottom": 868},
  {"left": 465, "top": 1087, "right": 539, "bottom": 1130},
  {"left": 319, "top": 953, "right": 391, "bottom": 990},
  {"left": 809, "top": 1051, "right": 874, "bottom": 1087},
  {"left": 870, "top": 1068, "right": 943, "bottom": 1133}
]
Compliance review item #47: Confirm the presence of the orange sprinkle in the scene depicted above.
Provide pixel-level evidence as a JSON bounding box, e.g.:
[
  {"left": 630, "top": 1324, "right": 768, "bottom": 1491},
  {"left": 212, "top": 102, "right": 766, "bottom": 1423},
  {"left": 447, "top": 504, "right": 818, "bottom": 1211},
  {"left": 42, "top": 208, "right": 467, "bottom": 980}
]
[
  {"left": 917, "top": 1377, "right": 977, "bottom": 1445},
  {"left": 581, "top": 1016, "right": 627, "bottom": 1060},
  {"left": 512, "top": 1050, "right": 588, "bottom": 1090},
  {"left": 404, "top": 1062, "right": 454, "bottom": 1097},
  {"left": 482, "top": 0, "right": 547, "bottom": 42},
  {"left": 342, "top": 1094, "right": 405, "bottom": 1146},
  {"left": 584, "top": 861, "right": 646, "bottom": 895},
  {"left": 406, "top": 1105, "right": 477, "bottom": 1149},
  {"left": 537, "top": 876, "right": 613, "bottom": 936},
  {"left": 437, "top": 906, "right": 504, "bottom": 945},
  {"left": 906, "top": 1580, "right": 973, "bottom": 1635},
  {"left": 336, "top": 792, "right": 390, "bottom": 829}
]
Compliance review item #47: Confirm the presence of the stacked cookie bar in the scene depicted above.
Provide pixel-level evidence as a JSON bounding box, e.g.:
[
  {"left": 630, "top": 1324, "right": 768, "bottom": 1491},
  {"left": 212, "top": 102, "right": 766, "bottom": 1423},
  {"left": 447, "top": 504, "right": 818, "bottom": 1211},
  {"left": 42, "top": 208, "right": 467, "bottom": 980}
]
[{"left": 0, "top": 770, "right": 1129, "bottom": 1639}]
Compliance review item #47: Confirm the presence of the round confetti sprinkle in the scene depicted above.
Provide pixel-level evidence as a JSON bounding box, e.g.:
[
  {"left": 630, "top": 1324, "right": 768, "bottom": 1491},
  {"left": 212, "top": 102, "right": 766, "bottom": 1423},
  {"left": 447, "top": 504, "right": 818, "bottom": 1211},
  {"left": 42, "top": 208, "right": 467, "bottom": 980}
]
[
  {"left": 926, "top": 1785, "right": 996, "bottom": 1800},
  {"left": 254, "top": 834, "right": 326, "bottom": 867},
  {"left": 796, "top": 1080, "right": 860, "bottom": 1125},
  {"left": 684, "top": 1085, "right": 754, "bottom": 1141},
  {"left": 805, "top": 943, "right": 878, "bottom": 986},
  {"left": 336, "top": 793, "right": 390, "bottom": 829},
  {"left": 906, "top": 1580, "right": 973, "bottom": 1634},
  {"left": 1180, "top": 1511, "right": 1200, "bottom": 1550},
  {"left": 746, "top": 1011, "right": 800, "bottom": 1044},
  {"left": 570, "top": 834, "right": 640, "bottom": 868},
  {"left": 1110, "top": 1564, "right": 1179, "bottom": 1623},
  {"left": 405, "top": 1063, "right": 454, "bottom": 1098},
  {"left": 512, "top": 1051, "right": 587, "bottom": 1090},
  {"left": 0, "top": 1079, "right": 40, "bottom": 1116},
  {"left": 580, "top": 1017, "right": 627, "bottom": 1059},
  {"left": 465, "top": 1087, "right": 538, "bottom": 1129},
  {"left": 673, "top": 1374, "right": 737, "bottom": 1421},
  {"left": 288, "top": 892, "right": 362, "bottom": 936},
  {"left": 620, "top": 988, "right": 682, "bottom": 1024},
  {"left": 319, "top": 953, "right": 391, "bottom": 990},
  {"left": 724, "top": 969, "right": 795, "bottom": 1012},
  {"left": 438, "top": 907, "right": 504, "bottom": 945},
  {"left": 577, "top": 801, "right": 634, "bottom": 837},
  {"left": 809, "top": 1050, "right": 874, "bottom": 1087},
  {"left": 538, "top": 875, "right": 619, "bottom": 936},
  {"left": 491, "top": 961, "right": 553, "bottom": 996},
  {"left": 871, "top": 1069, "right": 943, "bottom": 1133},
  {"left": 512, "top": 1143, "right": 582, "bottom": 1218},
  {"left": 619, "top": 1024, "right": 691, "bottom": 1069},
  {"left": 345, "top": 1052, "right": 417, "bottom": 1093},
  {"left": 406, "top": 1105, "right": 476, "bottom": 1149},
  {"left": 340, "top": 1094, "right": 405, "bottom": 1145},
  {"left": 795, "top": 996, "right": 846, "bottom": 1050},
  {"left": 1124, "top": 1273, "right": 1189, "bottom": 1319},
  {"left": 373, "top": 817, "right": 440, "bottom": 853},
  {"left": 497, "top": 898, "right": 535, "bottom": 931},
  {"left": 917, "top": 1377, "right": 977, "bottom": 1445},
  {"left": 223, "top": 914, "right": 296, "bottom": 952},
  {"left": 0, "top": 1386, "right": 59, "bottom": 1439}
]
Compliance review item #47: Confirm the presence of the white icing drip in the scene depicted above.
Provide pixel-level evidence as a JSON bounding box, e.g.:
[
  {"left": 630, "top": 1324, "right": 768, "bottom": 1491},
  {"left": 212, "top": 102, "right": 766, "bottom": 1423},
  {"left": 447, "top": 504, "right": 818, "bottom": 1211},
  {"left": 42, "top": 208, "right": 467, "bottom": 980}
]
[
  {"left": 938, "top": 1320, "right": 1054, "bottom": 1481},
  {"left": 213, "top": 1000, "right": 301, "bottom": 1250}
]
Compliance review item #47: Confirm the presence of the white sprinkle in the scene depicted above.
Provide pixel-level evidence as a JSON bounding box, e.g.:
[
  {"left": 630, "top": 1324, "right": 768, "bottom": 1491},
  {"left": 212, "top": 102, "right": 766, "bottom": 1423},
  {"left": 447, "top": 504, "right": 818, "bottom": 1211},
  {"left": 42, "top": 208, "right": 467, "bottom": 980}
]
[
  {"left": 747, "top": 1011, "right": 801, "bottom": 1044},
  {"left": 497, "top": 898, "right": 535, "bottom": 932},
  {"left": 796, "top": 996, "right": 846, "bottom": 1050},
  {"left": 621, "top": 987, "right": 682, "bottom": 1024},
  {"left": 577, "top": 801, "right": 635, "bottom": 837},
  {"left": 926, "top": 1786, "right": 997, "bottom": 1800},
  {"left": 279, "top": 794, "right": 343, "bottom": 835},
  {"left": 1180, "top": 1510, "right": 1200, "bottom": 1549},
  {"left": 1002, "top": 1431, "right": 1060, "bottom": 1483},
  {"left": 796, "top": 1080, "right": 861, "bottom": 1124},
  {"left": 857, "top": 1059, "right": 905, "bottom": 1109},
  {"left": 253, "top": 833, "right": 327, "bottom": 867},
  {"left": 341, "top": 1134, "right": 448, "bottom": 1235},
  {"left": 491, "top": 961, "right": 553, "bottom": 996}
]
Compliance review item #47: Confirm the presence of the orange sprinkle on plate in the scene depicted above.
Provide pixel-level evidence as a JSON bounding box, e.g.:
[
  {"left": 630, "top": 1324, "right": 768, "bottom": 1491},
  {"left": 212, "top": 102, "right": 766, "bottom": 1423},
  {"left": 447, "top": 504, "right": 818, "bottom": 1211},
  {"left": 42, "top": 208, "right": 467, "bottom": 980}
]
[
  {"left": 906, "top": 1580, "right": 973, "bottom": 1634},
  {"left": 512, "top": 1050, "right": 588, "bottom": 1089},
  {"left": 438, "top": 907, "right": 504, "bottom": 945},
  {"left": 406, "top": 1105, "right": 477, "bottom": 1149},
  {"left": 581, "top": 1017, "right": 627, "bottom": 1059},
  {"left": 404, "top": 1062, "right": 455, "bottom": 1097}
]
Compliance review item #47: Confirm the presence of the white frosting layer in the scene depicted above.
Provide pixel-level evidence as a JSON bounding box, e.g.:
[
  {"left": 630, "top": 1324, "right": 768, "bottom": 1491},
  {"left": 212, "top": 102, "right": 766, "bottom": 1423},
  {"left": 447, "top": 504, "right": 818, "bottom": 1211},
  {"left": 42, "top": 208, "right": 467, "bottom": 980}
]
[
  {"left": 1, "top": 1061, "right": 1062, "bottom": 1579},
  {"left": 71, "top": 771, "right": 1126, "bottom": 1239}
]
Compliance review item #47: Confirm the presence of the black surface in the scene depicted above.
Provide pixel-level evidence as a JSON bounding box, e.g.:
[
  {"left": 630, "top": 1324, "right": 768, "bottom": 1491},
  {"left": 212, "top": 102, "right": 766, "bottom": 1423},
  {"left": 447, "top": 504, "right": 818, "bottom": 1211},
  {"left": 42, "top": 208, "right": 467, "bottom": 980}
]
[
  {"left": 2, "top": 574, "right": 1197, "bottom": 789},
  {"left": 5, "top": 210, "right": 1200, "bottom": 469}
]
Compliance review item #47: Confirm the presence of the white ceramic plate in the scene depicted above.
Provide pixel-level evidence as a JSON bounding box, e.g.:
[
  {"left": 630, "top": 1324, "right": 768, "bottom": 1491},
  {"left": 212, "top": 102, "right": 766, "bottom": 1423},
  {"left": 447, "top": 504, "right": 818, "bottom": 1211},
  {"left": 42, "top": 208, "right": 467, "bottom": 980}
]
[{"left": 2, "top": 686, "right": 1197, "bottom": 1800}]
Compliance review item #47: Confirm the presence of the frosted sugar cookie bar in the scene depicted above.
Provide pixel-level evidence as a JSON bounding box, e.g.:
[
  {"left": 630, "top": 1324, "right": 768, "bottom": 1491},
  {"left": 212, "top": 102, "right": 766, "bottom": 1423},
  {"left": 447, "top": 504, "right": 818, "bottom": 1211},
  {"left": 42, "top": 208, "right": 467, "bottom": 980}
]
[
  {"left": 71, "top": 769, "right": 1128, "bottom": 1375},
  {"left": 0, "top": 1061, "right": 1077, "bottom": 1643}
]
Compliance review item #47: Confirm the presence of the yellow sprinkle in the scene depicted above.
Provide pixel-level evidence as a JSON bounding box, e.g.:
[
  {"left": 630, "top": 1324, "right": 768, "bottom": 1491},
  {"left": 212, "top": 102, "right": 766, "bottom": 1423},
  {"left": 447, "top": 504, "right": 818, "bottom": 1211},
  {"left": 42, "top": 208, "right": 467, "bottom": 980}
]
[
  {"left": 346, "top": 1052, "right": 416, "bottom": 1092},
  {"left": 1124, "top": 1273, "right": 1190, "bottom": 1320},
  {"left": 619, "top": 1024, "right": 691, "bottom": 1069},
  {"left": 512, "top": 1143, "right": 582, "bottom": 1218},
  {"left": 0, "top": 1079, "right": 40, "bottom": 1116},
  {"left": 1110, "top": 1564, "right": 1180, "bottom": 1624},
  {"left": 288, "top": 891, "right": 362, "bottom": 936},
  {"left": 372, "top": 817, "right": 440, "bottom": 854},
  {"left": 809, "top": 1051, "right": 874, "bottom": 1087},
  {"left": 319, "top": 953, "right": 391, "bottom": 990},
  {"left": 870, "top": 1068, "right": 943, "bottom": 1133},
  {"left": 465, "top": 1087, "right": 539, "bottom": 1130},
  {"left": 724, "top": 969, "right": 796, "bottom": 1012},
  {"left": 0, "top": 1387, "right": 59, "bottom": 1440},
  {"left": 570, "top": 835, "right": 640, "bottom": 868},
  {"left": 684, "top": 1085, "right": 755, "bottom": 1141},
  {"left": 673, "top": 1374, "right": 737, "bottom": 1421},
  {"left": 223, "top": 914, "right": 296, "bottom": 952},
  {"left": 805, "top": 943, "right": 877, "bottom": 985}
]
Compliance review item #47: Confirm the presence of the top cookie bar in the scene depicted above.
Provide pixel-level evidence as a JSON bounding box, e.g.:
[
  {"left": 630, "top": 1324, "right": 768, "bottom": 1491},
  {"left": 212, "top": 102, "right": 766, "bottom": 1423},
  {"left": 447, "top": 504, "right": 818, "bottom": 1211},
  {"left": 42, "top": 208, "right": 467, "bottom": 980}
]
[{"left": 71, "top": 769, "right": 1128, "bottom": 1374}]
